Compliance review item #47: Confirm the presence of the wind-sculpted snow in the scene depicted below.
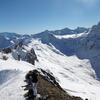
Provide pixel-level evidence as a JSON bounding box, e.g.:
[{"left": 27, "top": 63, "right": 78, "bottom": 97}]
[{"left": 0, "top": 69, "right": 20, "bottom": 85}]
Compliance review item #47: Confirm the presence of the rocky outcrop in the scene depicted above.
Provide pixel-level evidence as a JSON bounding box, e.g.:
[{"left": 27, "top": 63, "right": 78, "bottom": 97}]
[{"left": 23, "top": 69, "right": 83, "bottom": 100}]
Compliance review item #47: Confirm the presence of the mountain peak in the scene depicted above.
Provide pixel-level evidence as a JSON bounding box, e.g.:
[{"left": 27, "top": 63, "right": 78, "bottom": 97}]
[
  {"left": 74, "top": 27, "right": 89, "bottom": 33},
  {"left": 89, "top": 22, "right": 100, "bottom": 35}
]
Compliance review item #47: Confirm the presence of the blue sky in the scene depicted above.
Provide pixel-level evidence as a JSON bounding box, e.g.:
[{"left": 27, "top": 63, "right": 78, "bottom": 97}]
[{"left": 0, "top": 0, "right": 100, "bottom": 34}]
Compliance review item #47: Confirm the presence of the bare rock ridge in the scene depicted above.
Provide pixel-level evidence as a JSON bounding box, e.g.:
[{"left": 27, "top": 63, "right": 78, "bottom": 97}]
[{"left": 24, "top": 69, "right": 83, "bottom": 100}]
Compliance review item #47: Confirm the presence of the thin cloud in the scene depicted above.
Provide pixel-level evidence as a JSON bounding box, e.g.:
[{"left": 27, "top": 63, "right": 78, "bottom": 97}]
[{"left": 76, "top": 0, "right": 98, "bottom": 7}]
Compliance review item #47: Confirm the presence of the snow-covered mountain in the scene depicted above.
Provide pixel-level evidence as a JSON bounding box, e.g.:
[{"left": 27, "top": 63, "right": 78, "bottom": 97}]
[
  {"left": 0, "top": 32, "right": 20, "bottom": 48},
  {"left": 0, "top": 32, "right": 21, "bottom": 49},
  {"left": 0, "top": 23, "right": 100, "bottom": 100},
  {"left": 36, "top": 27, "right": 88, "bottom": 36},
  {"left": 76, "top": 22, "right": 100, "bottom": 79},
  {"left": 32, "top": 23, "right": 100, "bottom": 79},
  {"left": 52, "top": 27, "right": 89, "bottom": 35},
  {"left": 0, "top": 32, "right": 31, "bottom": 49}
]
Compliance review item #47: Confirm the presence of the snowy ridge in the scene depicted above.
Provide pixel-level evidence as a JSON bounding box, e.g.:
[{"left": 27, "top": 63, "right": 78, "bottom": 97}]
[
  {"left": 0, "top": 22, "right": 100, "bottom": 100},
  {"left": 27, "top": 39, "right": 100, "bottom": 100},
  {"left": 0, "top": 36, "right": 100, "bottom": 100}
]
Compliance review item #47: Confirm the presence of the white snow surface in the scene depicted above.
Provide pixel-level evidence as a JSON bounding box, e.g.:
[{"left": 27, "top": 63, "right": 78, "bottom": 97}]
[
  {"left": 54, "top": 32, "right": 88, "bottom": 39},
  {"left": 28, "top": 39, "right": 100, "bottom": 100},
  {"left": 0, "top": 59, "right": 35, "bottom": 100},
  {"left": 0, "top": 39, "right": 100, "bottom": 100}
]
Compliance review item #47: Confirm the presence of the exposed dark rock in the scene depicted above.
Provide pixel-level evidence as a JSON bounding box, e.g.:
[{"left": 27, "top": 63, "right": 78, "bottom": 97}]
[
  {"left": 23, "top": 70, "right": 83, "bottom": 100},
  {"left": 2, "top": 47, "right": 12, "bottom": 54},
  {"left": 26, "top": 48, "right": 38, "bottom": 65},
  {"left": 37, "top": 71, "right": 82, "bottom": 100}
]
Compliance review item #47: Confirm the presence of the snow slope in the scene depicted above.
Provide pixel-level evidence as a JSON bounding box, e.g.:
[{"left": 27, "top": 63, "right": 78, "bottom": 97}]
[
  {"left": 0, "top": 58, "right": 35, "bottom": 100},
  {"left": 0, "top": 38, "right": 100, "bottom": 100},
  {"left": 26, "top": 39, "right": 100, "bottom": 100}
]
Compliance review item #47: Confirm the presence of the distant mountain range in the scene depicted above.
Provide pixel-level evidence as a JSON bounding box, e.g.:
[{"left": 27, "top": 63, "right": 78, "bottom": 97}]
[
  {"left": 0, "top": 27, "right": 88, "bottom": 48},
  {"left": 34, "top": 27, "right": 89, "bottom": 35}
]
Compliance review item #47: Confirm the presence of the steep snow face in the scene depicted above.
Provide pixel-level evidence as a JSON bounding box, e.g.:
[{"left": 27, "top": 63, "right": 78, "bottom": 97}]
[{"left": 26, "top": 39, "right": 100, "bottom": 100}]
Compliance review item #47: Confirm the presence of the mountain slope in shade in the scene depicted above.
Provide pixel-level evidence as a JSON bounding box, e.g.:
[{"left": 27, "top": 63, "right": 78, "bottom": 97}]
[
  {"left": 0, "top": 32, "right": 31, "bottom": 49},
  {"left": 0, "top": 32, "right": 21, "bottom": 49},
  {"left": 76, "top": 22, "right": 100, "bottom": 79}
]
